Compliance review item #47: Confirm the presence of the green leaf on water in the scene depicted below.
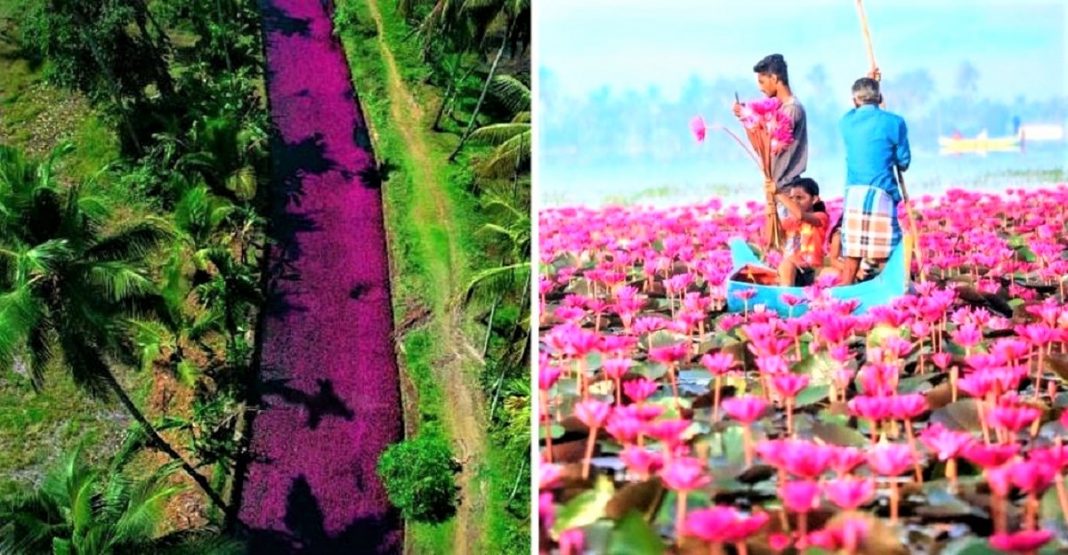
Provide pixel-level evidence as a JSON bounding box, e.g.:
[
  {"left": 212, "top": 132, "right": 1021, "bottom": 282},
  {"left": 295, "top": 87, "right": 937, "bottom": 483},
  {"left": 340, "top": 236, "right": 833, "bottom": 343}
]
[
  {"left": 793, "top": 351, "right": 836, "bottom": 386},
  {"left": 930, "top": 399, "right": 983, "bottom": 432},
  {"left": 608, "top": 511, "right": 666, "bottom": 555},
  {"left": 898, "top": 373, "right": 939, "bottom": 394},
  {"left": 795, "top": 384, "right": 830, "bottom": 407},
  {"left": 549, "top": 424, "right": 565, "bottom": 439},
  {"left": 552, "top": 475, "right": 615, "bottom": 537},
  {"left": 810, "top": 420, "right": 868, "bottom": 447},
  {"left": 647, "top": 330, "right": 685, "bottom": 349},
  {"left": 636, "top": 362, "right": 668, "bottom": 381},
  {"left": 867, "top": 324, "right": 906, "bottom": 350},
  {"left": 585, "top": 352, "right": 603, "bottom": 372}
]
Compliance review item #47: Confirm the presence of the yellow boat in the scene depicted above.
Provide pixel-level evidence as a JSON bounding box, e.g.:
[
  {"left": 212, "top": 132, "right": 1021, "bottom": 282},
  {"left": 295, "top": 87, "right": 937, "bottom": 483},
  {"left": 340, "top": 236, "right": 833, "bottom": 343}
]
[{"left": 939, "top": 130, "right": 1022, "bottom": 154}]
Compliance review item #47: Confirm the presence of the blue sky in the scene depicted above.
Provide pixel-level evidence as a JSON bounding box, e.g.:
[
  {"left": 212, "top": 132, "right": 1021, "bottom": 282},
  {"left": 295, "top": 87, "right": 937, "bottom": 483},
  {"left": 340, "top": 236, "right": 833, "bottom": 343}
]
[{"left": 537, "top": 0, "right": 1067, "bottom": 103}]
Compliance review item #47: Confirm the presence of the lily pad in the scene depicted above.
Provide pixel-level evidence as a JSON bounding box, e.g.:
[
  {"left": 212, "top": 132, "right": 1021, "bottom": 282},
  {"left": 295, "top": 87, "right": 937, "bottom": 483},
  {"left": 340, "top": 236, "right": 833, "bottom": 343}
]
[
  {"left": 608, "top": 511, "right": 666, "bottom": 554},
  {"left": 810, "top": 420, "right": 868, "bottom": 447},
  {"left": 929, "top": 399, "right": 983, "bottom": 432},
  {"left": 552, "top": 475, "right": 615, "bottom": 537},
  {"left": 796, "top": 384, "right": 831, "bottom": 407}
]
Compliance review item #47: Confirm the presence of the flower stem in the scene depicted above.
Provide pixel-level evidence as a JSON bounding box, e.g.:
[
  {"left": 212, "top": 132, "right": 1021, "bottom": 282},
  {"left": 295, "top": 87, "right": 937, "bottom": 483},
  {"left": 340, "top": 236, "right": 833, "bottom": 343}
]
[
  {"left": 947, "top": 458, "right": 958, "bottom": 492},
  {"left": 889, "top": 480, "right": 900, "bottom": 525},
  {"left": 904, "top": 420, "right": 923, "bottom": 484},
  {"left": 676, "top": 491, "right": 688, "bottom": 545},
  {"left": 743, "top": 425, "right": 754, "bottom": 467},
  {"left": 713, "top": 375, "right": 722, "bottom": 422},
  {"left": 581, "top": 428, "right": 597, "bottom": 480}
]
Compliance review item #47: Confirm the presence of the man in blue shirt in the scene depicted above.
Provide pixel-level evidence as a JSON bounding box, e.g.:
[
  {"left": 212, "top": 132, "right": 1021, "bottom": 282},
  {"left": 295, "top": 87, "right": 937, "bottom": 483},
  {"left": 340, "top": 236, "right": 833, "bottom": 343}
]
[{"left": 838, "top": 77, "right": 910, "bottom": 285}]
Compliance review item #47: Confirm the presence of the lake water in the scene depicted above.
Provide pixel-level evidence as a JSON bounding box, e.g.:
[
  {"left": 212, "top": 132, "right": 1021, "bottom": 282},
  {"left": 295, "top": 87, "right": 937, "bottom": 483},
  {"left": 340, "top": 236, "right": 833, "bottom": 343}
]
[{"left": 539, "top": 145, "right": 1068, "bottom": 208}]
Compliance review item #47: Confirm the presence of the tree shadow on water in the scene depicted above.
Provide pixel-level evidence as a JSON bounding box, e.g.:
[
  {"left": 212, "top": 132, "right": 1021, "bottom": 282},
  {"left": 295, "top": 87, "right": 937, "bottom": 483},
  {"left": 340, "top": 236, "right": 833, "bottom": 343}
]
[
  {"left": 245, "top": 475, "right": 402, "bottom": 554},
  {"left": 261, "top": 1, "right": 312, "bottom": 37},
  {"left": 259, "top": 377, "right": 355, "bottom": 430}
]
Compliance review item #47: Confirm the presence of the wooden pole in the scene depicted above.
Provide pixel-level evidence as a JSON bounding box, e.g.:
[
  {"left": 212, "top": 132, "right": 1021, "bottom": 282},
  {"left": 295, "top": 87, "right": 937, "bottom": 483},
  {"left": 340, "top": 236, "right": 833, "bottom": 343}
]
[{"left": 853, "top": 0, "right": 926, "bottom": 282}]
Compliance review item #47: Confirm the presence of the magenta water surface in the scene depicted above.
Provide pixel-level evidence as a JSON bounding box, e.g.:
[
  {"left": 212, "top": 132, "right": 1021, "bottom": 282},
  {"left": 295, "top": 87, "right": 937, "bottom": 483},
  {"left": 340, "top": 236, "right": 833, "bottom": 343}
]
[{"left": 238, "top": 1, "right": 402, "bottom": 552}]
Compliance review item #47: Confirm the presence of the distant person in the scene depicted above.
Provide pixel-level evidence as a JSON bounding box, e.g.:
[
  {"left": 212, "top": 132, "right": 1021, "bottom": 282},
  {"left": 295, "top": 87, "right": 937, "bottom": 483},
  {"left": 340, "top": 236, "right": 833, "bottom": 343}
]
[
  {"left": 732, "top": 54, "right": 808, "bottom": 190},
  {"left": 775, "top": 177, "right": 828, "bottom": 286},
  {"left": 838, "top": 77, "right": 911, "bottom": 285}
]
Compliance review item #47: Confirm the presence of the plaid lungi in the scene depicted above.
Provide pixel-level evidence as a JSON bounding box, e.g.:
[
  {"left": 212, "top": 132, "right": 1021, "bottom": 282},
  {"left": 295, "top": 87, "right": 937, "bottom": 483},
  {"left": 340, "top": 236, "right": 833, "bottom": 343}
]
[{"left": 841, "top": 185, "right": 901, "bottom": 260}]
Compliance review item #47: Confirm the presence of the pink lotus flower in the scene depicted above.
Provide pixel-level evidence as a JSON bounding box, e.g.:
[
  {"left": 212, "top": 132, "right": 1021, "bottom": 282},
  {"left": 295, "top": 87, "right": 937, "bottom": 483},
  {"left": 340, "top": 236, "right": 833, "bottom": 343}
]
[
  {"left": 620, "top": 446, "right": 664, "bottom": 478},
  {"left": 605, "top": 411, "right": 643, "bottom": 445},
  {"left": 829, "top": 447, "right": 867, "bottom": 475},
  {"left": 805, "top": 516, "right": 869, "bottom": 554},
  {"left": 690, "top": 115, "right": 707, "bottom": 142},
  {"left": 623, "top": 378, "right": 659, "bottom": 403},
  {"left": 824, "top": 476, "right": 876, "bottom": 510},
  {"left": 771, "top": 373, "right": 809, "bottom": 398},
  {"left": 645, "top": 418, "right": 692, "bottom": 448},
  {"left": 539, "top": 364, "right": 563, "bottom": 391},
  {"left": 867, "top": 443, "right": 915, "bottom": 476},
  {"left": 920, "top": 424, "right": 975, "bottom": 461},
  {"left": 779, "top": 480, "right": 821, "bottom": 513},
  {"left": 963, "top": 443, "right": 1019, "bottom": 468},
  {"left": 539, "top": 491, "right": 555, "bottom": 531},
  {"left": 721, "top": 395, "right": 767, "bottom": 424},
  {"left": 574, "top": 399, "right": 612, "bottom": 429},
  {"left": 777, "top": 440, "right": 834, "bottom": 479},
  {"left": 540, "top": 463, "right": 563, "bottom": 490},
  {"left": 890, "top": 393, "right": 928, "bottom": 420},
  {"left": 848, "top": 395, "right": 892, "bottom": 422},
  {"left": 683, "top": 506, "right": 735, "bottom": 543},
  {"left": 988, "top": 529, "right": 1053, "bottom": 553},
  {"left": 1009, "top": 459, "right": 1056, "bottom": 495},
  {"left": 700, "top": 352, "right": 736, "bottom": 374},
  {"left": 601, "top": 357, "right": 634, "bottom": 380},
  {"left": 988, "top": 403, "right": 1041, "bottom": 433},
  {"left": 684, "top": 506, "right": 769, "bottom": 545},
  {"left": 559, "top": 528, "right": 585, "bottom": 555}
]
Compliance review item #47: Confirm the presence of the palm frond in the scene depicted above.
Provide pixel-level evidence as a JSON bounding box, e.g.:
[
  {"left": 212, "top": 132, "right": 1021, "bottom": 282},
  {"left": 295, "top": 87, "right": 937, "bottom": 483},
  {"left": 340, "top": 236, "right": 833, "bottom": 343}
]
[
  {"left": 463, "top": 262, "right": 530, "bottom": 306},
  {"left": 85, "top": 218, "right": 172, "bottom": 263},
  {"left": 13, "top": 239, "right": 72, "bottom": 284},
  {"left": 0, "top": 285, "right": 43, "bottom": 369},
  {"left": 475, "top": 130, "right": 530, "bottom": 178},
  {"left": 83, "top": 262, "right": 156, "bottom": 302},
  {"left": 469, "top": 122, "right": 528, "bottom": 146},
  {"left": 489, "top": 74, "right": 530, "bottom": 113}
]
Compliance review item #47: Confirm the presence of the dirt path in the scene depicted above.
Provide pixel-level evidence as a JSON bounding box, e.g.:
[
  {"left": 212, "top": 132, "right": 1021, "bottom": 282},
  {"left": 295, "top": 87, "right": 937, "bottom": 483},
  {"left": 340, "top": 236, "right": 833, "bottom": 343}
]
[
  {"left": 364, "top": 0, "right": 488, "bottom": 553},
  {"left": 236, "top": 1, "right": 403, "bottom": 551}
]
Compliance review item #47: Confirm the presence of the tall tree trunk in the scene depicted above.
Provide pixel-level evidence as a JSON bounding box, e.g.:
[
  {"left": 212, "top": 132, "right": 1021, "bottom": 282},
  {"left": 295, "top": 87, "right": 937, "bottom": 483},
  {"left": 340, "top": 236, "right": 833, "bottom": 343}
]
[
  {"left": 69, "top": 8, "right": 143, "bottom": 154},
  {"left": 101, "top": 368, "right": 232, "bottom": 516},
  {"left": 128, "top": 0, "right": 175, "bottom": 99},
  {"left": 433, "top": 65, "right": 477, "bottom": 131},
  {"left": 448, "top": 17, "right": 515, "bottom": 161}
]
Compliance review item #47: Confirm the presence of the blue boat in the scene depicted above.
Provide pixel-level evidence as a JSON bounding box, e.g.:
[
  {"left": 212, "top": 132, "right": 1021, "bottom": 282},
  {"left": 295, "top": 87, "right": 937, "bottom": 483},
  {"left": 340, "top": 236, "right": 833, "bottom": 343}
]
[{"left": 725, "top": 236, "right": 912, "bottom": 318}]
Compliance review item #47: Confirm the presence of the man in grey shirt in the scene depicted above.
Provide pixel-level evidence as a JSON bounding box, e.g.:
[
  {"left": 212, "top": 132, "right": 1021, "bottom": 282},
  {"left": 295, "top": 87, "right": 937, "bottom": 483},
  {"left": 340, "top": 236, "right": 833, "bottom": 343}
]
[{"left": 733, "top": 54, "right": 808, "bottom": 190}]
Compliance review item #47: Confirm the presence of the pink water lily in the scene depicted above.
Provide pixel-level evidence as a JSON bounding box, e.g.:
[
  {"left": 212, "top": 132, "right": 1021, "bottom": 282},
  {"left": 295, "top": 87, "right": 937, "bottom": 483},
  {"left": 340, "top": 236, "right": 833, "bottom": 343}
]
[{"left": 539, "top": 187, "right": 1068, "bottom": 553}]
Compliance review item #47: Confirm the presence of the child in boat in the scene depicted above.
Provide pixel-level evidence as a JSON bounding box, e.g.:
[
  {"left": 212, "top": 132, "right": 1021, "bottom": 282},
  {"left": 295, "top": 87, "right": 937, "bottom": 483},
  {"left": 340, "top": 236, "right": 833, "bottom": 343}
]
[
  {"left": 820, "top": 217, "right": 884, "bottom": 284},
  {"left": 775, "top": 177, "right": 829, "bottom": 286}
]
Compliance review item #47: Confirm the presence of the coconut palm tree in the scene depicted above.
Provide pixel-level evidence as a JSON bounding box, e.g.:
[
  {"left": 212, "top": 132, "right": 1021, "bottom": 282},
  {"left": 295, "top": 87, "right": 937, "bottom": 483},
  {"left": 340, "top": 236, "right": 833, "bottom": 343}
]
[
  {"left": 468, "top": 74, "right": 529, "bottom": 179},
  {"left": 448, "top": 0, "right": 530, "bottom": 160},
  {"left": 0, "top": 144, "right": 231, "bottom": 514},
  {"left": 0, "top": 446, "right": 242, "bottom": 554}
]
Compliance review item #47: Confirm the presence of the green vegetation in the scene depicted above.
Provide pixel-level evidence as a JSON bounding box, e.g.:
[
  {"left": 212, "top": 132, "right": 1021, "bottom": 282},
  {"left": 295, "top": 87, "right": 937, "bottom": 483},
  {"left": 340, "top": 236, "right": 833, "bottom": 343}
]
[
  {"left": 377, "top": 430, "right": 460, "bottom": 523},
  {"left": 0, "top": 0, "right": 268, "bottom": 546},
  {"left": 334, "top": 0, "right": 530, "bottom": 552},
  {"left": 0, "top": 446, "right": 242, "bottom": 554}
]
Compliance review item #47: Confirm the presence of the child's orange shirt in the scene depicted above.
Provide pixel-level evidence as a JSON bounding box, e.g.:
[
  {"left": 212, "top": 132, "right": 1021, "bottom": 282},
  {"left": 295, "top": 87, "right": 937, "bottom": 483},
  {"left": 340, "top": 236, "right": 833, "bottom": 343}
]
[{"left": 782, "top": 212, "right": 829, "bottom": 268}]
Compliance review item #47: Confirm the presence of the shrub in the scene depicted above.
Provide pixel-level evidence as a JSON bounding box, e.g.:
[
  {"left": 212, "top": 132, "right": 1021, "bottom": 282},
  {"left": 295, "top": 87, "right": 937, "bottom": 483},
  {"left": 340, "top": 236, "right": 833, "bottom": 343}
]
[{"left": 377, "top": 431, "right": 459, "bottom": 523}]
